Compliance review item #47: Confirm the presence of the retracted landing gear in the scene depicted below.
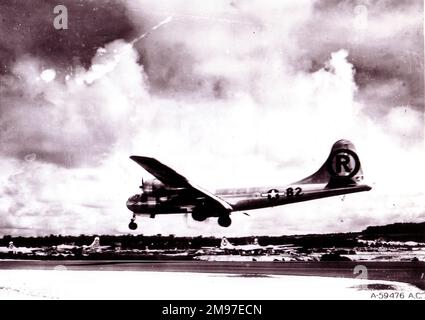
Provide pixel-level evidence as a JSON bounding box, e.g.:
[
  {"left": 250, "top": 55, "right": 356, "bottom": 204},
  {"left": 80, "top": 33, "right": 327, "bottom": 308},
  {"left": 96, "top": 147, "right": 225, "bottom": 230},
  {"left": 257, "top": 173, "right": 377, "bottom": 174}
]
[
  {"left": 128, "top": 213, "right": 138, "bottom": 230},
  {"left": 218, "top": 215, "right": 231, "bottom": 227}
]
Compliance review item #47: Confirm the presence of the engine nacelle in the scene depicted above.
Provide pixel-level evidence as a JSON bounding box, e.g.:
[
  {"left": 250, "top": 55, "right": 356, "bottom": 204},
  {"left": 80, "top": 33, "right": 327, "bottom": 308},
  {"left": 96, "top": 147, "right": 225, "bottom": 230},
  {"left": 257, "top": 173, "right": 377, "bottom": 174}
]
[{"left": 140, "top": 178, "right": 164, "bottom": 193}]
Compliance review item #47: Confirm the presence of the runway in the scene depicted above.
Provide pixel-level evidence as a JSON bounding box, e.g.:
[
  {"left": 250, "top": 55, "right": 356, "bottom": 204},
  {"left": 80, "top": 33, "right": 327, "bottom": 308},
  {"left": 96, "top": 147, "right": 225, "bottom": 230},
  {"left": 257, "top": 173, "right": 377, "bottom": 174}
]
[{"left": 1, "top": 260, "right": 424, "bottom": 290}]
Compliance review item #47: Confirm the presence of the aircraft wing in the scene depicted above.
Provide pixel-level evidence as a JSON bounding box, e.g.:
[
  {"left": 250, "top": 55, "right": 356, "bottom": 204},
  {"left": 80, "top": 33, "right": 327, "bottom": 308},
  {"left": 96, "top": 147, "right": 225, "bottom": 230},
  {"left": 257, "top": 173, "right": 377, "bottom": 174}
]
[
  {"left": 130, "top": 156, "right": 189, "bottom": 187},
  {"left": 130, "top": 156, "right": 233, "bottom": 211}
]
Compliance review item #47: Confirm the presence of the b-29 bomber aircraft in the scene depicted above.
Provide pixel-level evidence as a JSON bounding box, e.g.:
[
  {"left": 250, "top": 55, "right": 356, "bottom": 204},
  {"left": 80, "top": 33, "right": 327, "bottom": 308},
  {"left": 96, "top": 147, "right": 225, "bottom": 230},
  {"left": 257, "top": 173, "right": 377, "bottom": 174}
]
[{"left": 126, "top": 139, "right": 371, "bottom": 230}]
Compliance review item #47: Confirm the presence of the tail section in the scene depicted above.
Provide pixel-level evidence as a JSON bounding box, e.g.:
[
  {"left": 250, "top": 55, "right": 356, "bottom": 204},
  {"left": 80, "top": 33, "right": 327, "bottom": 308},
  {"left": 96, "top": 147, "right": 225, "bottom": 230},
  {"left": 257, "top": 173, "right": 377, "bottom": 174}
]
[
  {"left": 88, "top": 236, "right": 100, "bottom": 249},
  {"left": 296, "top": 139, "right": 366, "bottom": 188},
  {"left": 220, "top": 237, "right": 234, "bottom": 249},
  {"left": 8, "top": 241, "right": 17, "bottom": 253},
  {"left": 84, "top": 236, "right": 101, "bottom": 252},
  {"left": 8, "top": 241, "right": 15, "bottom": 250}
]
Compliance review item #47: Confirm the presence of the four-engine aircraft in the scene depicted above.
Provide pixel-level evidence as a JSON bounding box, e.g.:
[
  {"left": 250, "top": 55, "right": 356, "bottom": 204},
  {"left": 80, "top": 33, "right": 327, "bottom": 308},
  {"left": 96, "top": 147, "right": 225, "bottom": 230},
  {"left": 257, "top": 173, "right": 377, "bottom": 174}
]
[{"left": 126, "top": 139, "right": 371, "bottom": 230}]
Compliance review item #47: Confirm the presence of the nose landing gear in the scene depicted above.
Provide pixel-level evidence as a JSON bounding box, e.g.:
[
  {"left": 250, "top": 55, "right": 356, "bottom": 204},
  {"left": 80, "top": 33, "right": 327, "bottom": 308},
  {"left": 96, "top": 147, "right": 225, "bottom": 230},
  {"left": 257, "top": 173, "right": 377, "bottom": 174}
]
[{"left": 128, "top": 213, "right": 138, "bottom": 230}]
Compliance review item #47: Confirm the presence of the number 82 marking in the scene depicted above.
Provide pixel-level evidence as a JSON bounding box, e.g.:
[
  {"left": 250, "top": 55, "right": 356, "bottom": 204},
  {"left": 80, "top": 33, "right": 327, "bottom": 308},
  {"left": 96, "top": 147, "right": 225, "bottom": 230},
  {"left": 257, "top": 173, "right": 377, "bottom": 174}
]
[{"left": 286, "top": 187, "right": 303, "bottom": 197}]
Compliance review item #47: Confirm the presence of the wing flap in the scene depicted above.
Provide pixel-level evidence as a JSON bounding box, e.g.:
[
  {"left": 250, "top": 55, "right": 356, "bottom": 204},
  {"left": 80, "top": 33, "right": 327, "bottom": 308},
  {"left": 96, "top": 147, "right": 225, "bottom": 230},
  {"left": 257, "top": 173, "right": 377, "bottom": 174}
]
[{"left": 191, "top": 184, "right": 233, "bottom": 211}]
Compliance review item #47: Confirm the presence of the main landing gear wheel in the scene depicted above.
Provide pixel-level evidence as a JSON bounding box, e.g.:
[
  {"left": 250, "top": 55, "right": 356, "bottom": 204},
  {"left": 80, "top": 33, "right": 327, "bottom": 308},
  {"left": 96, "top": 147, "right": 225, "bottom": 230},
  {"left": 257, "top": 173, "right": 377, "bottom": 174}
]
[
  {"left": 218, "top": 215, "right": 231, "bottom": 227},
  {"left": 128, "top": 214, "right": 138, "bottom": 230},
  {"left": 192, "top": 211, "right": 207, "bottom": 222}
]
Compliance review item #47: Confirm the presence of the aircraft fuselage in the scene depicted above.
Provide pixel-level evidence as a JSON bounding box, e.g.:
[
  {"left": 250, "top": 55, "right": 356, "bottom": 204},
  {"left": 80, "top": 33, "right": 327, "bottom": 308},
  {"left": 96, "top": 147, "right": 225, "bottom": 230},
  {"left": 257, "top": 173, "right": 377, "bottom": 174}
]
[{"left": 126, "top": 183, "right": 371, "bottom": 215}]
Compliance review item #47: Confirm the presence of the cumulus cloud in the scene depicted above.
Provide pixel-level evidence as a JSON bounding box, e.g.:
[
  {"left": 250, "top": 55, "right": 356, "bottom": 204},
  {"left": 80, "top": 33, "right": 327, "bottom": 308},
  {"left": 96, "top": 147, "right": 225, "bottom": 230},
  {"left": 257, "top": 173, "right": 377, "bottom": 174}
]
[
  {"left": 0, "top": 40, "right": 148, "bottom": 167},
  {"left": 0, "top": 0, "right": 135, "bottom": 73},
  {"left": 0, "top": 0, "right": 423, "bottom": 236},
  {"left": 297, "top": 0, "right": 424, "bottom": 113}
]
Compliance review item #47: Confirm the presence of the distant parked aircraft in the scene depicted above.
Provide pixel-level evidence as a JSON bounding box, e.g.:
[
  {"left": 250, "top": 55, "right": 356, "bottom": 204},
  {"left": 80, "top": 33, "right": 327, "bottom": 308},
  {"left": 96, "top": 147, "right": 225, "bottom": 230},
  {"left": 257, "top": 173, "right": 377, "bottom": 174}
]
[{"left": 0, "top": 241, "right": 38, "bottom": 254}]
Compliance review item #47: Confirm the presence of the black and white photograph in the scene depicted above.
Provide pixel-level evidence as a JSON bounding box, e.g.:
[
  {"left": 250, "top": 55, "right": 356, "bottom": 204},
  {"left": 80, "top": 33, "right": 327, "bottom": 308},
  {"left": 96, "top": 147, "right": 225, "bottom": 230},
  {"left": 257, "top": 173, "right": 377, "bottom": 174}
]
[{"left": 0, "top": 0, "right": 424, "bottom": 302}]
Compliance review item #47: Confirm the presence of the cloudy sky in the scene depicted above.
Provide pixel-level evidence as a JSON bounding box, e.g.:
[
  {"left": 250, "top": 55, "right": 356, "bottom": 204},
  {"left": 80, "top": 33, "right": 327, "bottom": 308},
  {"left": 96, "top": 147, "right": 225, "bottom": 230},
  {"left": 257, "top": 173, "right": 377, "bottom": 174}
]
[{"left": 0, "top": 0, "right": 424, "bottom": 237}]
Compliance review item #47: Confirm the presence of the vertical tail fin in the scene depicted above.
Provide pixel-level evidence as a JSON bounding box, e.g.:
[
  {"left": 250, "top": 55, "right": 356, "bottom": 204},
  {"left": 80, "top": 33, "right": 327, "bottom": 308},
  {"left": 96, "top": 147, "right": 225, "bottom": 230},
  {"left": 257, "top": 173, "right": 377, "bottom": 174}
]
[
  {"left": 8, "top": 241, "right": 17, "bottom": 254},
  {"left": 220, "top": 237, "right": 233, "bottom": 249},
  {"left": 84, "top": 236, "right": 101, "bottom": 252},
  {"left": 296, "top": 139, "right": 365, "bottom": 188}
]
